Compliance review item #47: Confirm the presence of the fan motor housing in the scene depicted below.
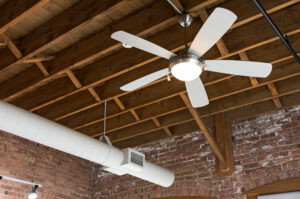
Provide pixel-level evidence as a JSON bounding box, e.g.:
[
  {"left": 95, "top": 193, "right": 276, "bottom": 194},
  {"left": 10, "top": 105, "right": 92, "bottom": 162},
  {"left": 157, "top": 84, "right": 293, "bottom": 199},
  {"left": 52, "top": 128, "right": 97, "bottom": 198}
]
[{"left": 169, "top": 50, "right": 204, "bottom": 81}]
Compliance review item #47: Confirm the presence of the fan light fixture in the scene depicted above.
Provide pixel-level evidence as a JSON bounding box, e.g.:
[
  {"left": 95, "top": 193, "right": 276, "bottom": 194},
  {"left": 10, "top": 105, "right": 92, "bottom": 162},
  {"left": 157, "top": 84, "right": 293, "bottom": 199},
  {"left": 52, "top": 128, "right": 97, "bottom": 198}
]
[{"left": 169, "top": 50, "right": 204, "bottom": 81}]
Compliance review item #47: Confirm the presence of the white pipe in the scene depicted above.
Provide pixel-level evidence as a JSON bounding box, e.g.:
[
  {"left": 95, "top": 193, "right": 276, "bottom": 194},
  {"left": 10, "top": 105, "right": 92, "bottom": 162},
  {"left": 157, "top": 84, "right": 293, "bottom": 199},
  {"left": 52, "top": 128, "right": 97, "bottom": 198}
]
[
  {"left": 0, "top": 101, "right": 174, "bottom": 187},
  {"left": 0, "top": 175, "right": 42, "bottom": 187}
]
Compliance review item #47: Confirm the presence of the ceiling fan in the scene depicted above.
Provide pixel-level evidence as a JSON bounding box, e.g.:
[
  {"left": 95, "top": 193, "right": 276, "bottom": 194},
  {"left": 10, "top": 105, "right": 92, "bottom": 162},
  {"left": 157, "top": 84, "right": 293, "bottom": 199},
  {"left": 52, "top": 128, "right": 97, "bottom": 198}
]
[{"left": 111, "top": 7, "right": 272, "bottom": 108}]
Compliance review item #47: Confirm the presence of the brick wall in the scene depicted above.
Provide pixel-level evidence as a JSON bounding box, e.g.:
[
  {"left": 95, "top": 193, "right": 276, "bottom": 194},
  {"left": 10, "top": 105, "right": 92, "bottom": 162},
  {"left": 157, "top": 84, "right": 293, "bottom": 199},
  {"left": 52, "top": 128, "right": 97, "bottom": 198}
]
[
  {"left": 0, "top": 131, "right": 93, "bottom": 199},
  {"left": 93, "top": 105, "right": 300, "bottom": 199},
  {"left": 1, "top": 105, "right": 299, "bottom": 199}
]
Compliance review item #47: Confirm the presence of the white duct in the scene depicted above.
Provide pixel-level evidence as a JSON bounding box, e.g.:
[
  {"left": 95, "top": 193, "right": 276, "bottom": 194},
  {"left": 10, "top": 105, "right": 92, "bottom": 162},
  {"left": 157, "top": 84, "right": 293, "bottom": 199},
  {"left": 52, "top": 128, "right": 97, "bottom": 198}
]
[{"left": 0, "top": 101, "right": 174, "bottom": 187}]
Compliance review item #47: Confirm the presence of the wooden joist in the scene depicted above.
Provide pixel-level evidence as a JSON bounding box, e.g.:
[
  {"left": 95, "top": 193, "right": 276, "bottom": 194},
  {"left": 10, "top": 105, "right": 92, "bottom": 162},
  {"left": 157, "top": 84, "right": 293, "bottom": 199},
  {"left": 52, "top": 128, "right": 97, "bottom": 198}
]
[
  {"left": 65, "top": 70, "right": 82, "bottom": 89},
  {"left": 12, "top": 6, "right": 300, "bottom": 117},
  {"left": 113, "top": 90, "right": 300, "bottom": 148},
  {"left": 66, "top": 54, "right": 298, "bottom": 131},
  {"left": 152, "top": 118, "right": 173, "bottom": 137},
  {"left": 0, "top": 0, "right": 129, "bottom": 72},
  {"left": 0, "top": 33, "right": 22, "bottom": 59},
  {"left": 35, "top": 61, "right": 49, "bottom": 77},
  {"left": 2, "top": 0, "right": 295, "bottom": 106},
  {"left": 180, "top": 93, "right": 225, "bottom": 162},
  {"left": 23, "top": 56, "right": 54, "bottom": 63},
  {"left": 92, "top": 70, "right": 299, "bottom": 144},
  {"left": 88, "top": 88, "right": 101, "bottom": 102},
  {"left": 77, "top": 60, "right": 300, "bottom": 142},
  {"left": 0, "top": 0, "right": 299, "bottom": 150},
  {"left": 267, "top": 83, "right": 283, "bottom": 109},
  {"left": 12, "top": 27, "right": 299, "bottom": 120},
  {"left": 0, "top": 0, "right": 50, "bottom": 34}
]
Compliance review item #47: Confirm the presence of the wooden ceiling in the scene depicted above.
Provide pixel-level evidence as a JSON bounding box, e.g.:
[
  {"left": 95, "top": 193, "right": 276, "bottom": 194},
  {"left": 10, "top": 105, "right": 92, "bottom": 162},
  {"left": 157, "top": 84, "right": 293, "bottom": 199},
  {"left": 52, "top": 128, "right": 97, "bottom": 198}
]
[{"left": 0, "top": 0, "right": 299, "bottom": 153}]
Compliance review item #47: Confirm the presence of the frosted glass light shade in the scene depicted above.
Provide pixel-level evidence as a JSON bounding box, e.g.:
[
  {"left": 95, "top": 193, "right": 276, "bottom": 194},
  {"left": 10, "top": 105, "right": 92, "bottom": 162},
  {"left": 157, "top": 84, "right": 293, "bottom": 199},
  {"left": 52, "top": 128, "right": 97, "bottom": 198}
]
[{"left": 171, "top": 62, "right": 201, "bottom": 81}]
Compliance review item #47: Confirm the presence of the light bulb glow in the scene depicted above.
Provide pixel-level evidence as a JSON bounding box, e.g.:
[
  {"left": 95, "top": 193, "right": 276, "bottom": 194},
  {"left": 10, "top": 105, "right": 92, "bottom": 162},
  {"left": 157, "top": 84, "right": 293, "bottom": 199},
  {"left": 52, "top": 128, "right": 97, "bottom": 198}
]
[
  {"left": 28, "top": 192, "right": 37, "bottom": 199},
  {"left": 171, "top": 62, "right": 202, "bottom": 81}
]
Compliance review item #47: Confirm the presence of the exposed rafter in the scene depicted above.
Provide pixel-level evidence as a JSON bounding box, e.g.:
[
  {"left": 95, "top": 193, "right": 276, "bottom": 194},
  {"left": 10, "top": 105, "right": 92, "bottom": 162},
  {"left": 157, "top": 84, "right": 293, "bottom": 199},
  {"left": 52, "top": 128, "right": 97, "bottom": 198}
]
[
  {"left": 0, "top": 33, "right": 22, "bottom": 59},
  {"left": 0, "top": 0, "right": 298, "bottom": 152},
  {"left": 0, "top": 0, "right": 129, "bottom": 73},
  {"left": 0, "top": 0, "right": 50, "bottom": 34},
  {"left": 180, "top": 93, "right": 225, "bottom": 162}
]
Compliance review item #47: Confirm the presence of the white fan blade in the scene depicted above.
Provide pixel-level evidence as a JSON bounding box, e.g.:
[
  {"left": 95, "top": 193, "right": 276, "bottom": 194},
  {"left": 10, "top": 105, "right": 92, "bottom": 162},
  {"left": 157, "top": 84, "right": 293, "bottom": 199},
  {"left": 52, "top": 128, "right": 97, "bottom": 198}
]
[
  {"left": 185, "top": 78, "right": 209, "bottom": 108},
  {"left": 189, "top": 7, "right": 237, "bottom": 56},
  {"left": 120, "top": 68, "right": 169, "bottom": 91},
  {"left": 205, "top": 60, "right": 272, "bottom": 78},
  {"left": 111, "top": 31, "right": 175, "bottom": 60}
]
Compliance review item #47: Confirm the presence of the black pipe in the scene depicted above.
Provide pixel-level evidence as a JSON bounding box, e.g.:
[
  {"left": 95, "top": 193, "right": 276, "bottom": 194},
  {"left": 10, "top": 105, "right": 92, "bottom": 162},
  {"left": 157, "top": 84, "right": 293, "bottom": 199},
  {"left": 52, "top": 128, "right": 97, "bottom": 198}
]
[{"left": 253, "top": 0, "right": 300, "bottom": 64}]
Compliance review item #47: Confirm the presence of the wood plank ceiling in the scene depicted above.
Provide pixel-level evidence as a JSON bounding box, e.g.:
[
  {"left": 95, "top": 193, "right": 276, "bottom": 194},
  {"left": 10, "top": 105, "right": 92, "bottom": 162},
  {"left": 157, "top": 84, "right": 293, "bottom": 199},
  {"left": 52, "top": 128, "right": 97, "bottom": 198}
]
[{"left": 0, "top": 0, "right": 299, "bottom": 151}]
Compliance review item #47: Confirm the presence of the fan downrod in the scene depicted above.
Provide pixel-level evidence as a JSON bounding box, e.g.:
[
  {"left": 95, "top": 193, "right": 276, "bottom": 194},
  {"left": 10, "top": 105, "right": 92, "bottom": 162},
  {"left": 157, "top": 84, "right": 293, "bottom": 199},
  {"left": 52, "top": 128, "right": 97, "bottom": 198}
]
[{"left": 178, "top": 11, "right": 193, "bottom": 27}]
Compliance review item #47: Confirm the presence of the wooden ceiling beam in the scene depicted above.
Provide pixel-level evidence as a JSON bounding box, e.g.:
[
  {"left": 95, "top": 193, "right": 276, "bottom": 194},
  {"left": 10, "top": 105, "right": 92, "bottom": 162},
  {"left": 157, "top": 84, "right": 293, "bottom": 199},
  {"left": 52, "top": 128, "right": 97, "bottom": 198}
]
[
  {"left": 103, "top": 79, "right": 300, "bottom": 147},
  {"left": 17, "top": 7, "right": 299, "bottom": 114},
  {"left": 0, "top": 33, "right": 22, "bottom": 59},
  {"left": 111, "top": 118, "right": 191, "bottom": 143},
  {"left": 74, "top": 5, "right": 298, "bottom": 88},
  {"left": 44, "top": 0, "right": 216, "bottom": 75},
  {"left": 88, "top": 87, "right": 101, "bottom": 102},
  {"left": 35, "top": 61, "right": 49, "bottom": 77},
  {"left": 38, "top": 53, "right": 297, "bottom": 136},
  {"left": 231, "top": 0, "right": 300, "bottom": 29},
  {"left": 88, "top": 104, "right": 185, "bottom": 138},
  {"left": 239, "top": 51, "right": 283, "bottom": 108},
  {"left": 180, "top": 93, "right": 225, "bottom": 162},
  {"left": 2, "top": 0, "right": 294, "bottom": 104},
  {"left": 152, "top": 118, "right": 173, "bottom": 137},
  {"left": 67, "top": 54, "right": 299, "bottom": 131},
  {"left": 77, "top": 60, "right": 299, "bottom": 139},
  {"left": 114, "top": 97, "right": 126, "bottom": 111},
  {"left": 114, "top": 96, "right": 142, "bottom": 122},
  {"left": 15, "top": 26, "right": 299, "bottom": 118},
  {"left": 113, "top": 91, "right": 300, "bottom": 148},
  {"left": 68, "top": 96, "right": 185, "bottom": 132},
  {"left": 224, "top": 92, "right": 300, "bottom": 123},
  {"left": 0, "top": 0, "right": 128, "bottom": 72},
  {"left": 23, "top": 56, "right": 54, "bottom": 64},
  {"left": 65, "top": 70, "right": 82, "bottom": 89},
  {"left": 0, "top": 0, "right": 50, "bottom": 34},
  {"left": 267, "top": 83, "right": 283, "bottom": 109}
]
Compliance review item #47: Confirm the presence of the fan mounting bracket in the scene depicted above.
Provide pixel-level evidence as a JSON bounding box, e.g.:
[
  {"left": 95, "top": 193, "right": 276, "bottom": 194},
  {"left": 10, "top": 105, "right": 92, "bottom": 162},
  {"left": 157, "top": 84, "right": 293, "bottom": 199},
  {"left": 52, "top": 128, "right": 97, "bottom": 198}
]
[{"left": 178, "top": 11, "right": 193, "bottom": 27}]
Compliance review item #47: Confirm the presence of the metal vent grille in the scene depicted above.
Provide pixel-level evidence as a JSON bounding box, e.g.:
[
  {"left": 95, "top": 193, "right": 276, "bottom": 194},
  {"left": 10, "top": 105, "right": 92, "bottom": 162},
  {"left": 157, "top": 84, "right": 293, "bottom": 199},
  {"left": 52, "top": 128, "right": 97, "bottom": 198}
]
[{"left": 130, "top": 151, "right": 144, "bottom": 167}]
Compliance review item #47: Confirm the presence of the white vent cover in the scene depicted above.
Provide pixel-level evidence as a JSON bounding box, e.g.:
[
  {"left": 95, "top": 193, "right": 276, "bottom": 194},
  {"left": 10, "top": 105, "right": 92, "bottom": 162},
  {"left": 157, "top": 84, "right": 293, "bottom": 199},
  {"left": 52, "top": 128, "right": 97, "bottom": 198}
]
[{"left": 121, "top": 148, "right": 145, "bottom": 171}]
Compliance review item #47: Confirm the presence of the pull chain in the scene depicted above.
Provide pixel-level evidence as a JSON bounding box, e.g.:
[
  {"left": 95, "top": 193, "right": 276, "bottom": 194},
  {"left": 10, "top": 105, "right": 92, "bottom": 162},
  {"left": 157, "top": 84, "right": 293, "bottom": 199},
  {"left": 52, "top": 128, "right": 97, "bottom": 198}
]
[{"left": 103, "top": 101, "right": 107, "bottom": 136}]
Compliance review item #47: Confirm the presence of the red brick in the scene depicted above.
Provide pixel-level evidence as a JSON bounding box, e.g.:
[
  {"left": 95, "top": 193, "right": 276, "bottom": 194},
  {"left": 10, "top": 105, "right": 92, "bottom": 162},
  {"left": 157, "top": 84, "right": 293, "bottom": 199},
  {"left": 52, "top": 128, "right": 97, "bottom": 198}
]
[{"left": 93, "top": 105, "right": 300, "bottom": 199}]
